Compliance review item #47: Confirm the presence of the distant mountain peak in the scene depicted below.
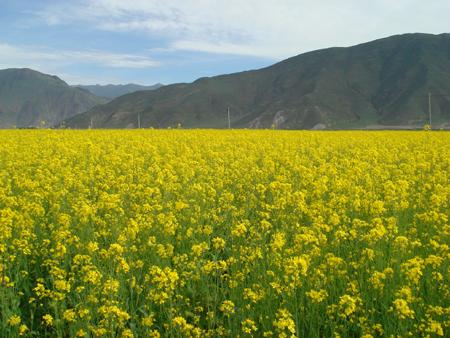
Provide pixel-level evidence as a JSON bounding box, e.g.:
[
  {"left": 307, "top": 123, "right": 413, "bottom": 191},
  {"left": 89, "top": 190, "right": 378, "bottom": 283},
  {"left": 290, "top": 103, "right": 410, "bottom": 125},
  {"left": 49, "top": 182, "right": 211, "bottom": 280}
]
[{"left": 0, "top": 68, "right": 106, "bottom": 128}]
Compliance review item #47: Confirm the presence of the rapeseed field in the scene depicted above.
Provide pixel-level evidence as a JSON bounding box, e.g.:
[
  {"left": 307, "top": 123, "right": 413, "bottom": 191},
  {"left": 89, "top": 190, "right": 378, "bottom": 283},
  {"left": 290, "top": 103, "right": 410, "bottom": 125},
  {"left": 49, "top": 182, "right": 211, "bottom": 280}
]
[{"left": 0, "top": 130, "right": 448, "bottom": 337}]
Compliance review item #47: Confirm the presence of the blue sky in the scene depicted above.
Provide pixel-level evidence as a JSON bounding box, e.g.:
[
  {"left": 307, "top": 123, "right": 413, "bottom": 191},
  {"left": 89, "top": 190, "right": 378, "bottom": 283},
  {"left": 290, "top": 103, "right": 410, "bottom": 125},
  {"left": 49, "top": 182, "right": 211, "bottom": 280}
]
[{"left": 1, "top": 0, "right": 449, "bottom": 85}]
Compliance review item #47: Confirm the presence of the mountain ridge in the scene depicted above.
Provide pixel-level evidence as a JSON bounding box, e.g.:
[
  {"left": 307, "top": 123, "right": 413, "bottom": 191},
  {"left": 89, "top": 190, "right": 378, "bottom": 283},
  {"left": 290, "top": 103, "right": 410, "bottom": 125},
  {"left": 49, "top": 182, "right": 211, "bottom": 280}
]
[
  {"left": 0, "top": 68, "right": 107, "bottom": 128},
  {"left": 75, "top": 83, "right": 164, "bottom": 99},
  {"left": 65, "top": 33, "right": 450, "bottom": 129}
]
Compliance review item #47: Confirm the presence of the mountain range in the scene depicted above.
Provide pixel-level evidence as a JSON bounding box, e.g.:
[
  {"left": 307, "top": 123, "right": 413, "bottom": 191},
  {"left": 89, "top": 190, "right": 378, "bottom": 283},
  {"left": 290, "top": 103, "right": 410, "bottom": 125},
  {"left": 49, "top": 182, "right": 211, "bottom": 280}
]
[
  {"left": 2, "top": 33, "right": 450, "bottom": 129},
  {"left": 0, "top": 68, "right": 106, "bottom": 128},
  {"left": 75, "top": 83, "right": 163, "bottom": 99},
  {"left": 65, "top": 33, "right": 450, "bottom": 129}
]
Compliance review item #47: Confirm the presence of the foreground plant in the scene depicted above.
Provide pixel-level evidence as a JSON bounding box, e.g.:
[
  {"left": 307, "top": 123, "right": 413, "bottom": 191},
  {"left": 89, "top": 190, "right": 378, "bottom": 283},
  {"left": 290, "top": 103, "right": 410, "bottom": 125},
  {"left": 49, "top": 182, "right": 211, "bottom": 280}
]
[{"left": 0, "top": 130, "right": 448, "bottom": 337}]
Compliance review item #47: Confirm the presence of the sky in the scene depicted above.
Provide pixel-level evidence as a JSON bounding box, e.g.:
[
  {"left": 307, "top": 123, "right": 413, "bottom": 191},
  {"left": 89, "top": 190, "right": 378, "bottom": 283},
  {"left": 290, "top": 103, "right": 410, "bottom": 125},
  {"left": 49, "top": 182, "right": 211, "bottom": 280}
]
[{"left": 1, "top": 1, "right": 449, "bottom": 85}]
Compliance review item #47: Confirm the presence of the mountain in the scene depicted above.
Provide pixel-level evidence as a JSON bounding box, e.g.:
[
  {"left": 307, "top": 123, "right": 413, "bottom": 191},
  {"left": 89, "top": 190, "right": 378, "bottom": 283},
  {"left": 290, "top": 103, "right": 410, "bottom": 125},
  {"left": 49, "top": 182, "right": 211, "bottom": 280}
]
[
  {"left": 0, "top": 68, "right": 107, "bottom": 128},
  {"left": 75, "top": 83, "right": 163, "bottom": 99},
  {"left": 65, "top": 33, "right": 450, "bottom": 129}
]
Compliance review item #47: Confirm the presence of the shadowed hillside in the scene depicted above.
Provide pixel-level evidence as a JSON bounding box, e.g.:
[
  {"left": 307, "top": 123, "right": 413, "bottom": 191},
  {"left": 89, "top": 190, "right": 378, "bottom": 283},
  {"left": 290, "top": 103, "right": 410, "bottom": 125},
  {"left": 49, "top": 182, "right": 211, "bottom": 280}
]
[{"left": 0, "top": 68, "right": 106, "bottom": 128}]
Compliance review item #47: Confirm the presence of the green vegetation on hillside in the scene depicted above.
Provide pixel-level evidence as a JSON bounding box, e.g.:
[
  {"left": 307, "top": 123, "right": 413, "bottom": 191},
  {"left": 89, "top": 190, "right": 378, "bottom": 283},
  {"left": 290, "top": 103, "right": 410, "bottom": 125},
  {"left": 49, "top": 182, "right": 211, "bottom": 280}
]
[
  {"left": 0, "top": 68, "right": 106, "bottom": 128},
  {"left": 66, "top": 33, "right": 450, "bottom": 129}
]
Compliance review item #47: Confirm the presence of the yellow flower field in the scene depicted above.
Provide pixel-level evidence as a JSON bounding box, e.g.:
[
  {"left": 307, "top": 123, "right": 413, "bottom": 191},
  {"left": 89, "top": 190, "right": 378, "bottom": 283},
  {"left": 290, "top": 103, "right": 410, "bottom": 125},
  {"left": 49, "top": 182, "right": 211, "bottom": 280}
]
[{"left": 0, "top": 130, "right": 449, "bottom": 337}]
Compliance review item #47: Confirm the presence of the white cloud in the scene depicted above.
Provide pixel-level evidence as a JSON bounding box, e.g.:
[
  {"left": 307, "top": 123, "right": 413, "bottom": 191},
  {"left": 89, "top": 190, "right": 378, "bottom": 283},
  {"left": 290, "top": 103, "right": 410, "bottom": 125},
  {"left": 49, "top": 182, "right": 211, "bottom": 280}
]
[
  {"left": 172, "top": 40, "right": 280, "bottom": 58},
  {"left": 35, "top": 0, "right": 450, "bottom": 59},
  {"left": 68, "top": 51, "right": 159, "bottom": 68},
  {"left": 0, "top": 43, "right": 159, "bottom": 70}
]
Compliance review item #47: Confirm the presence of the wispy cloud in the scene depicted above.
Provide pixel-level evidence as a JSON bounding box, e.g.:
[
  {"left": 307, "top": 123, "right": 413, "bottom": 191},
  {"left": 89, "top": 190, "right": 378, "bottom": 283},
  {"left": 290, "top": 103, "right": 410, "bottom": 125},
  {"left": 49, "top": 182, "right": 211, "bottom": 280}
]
[
  {"left": 0, "top": 43, "right": 159, "bottom": 70},
  {"left": 171, "top": 41, "right": 278, "bottom": 58},
  {"left": 67, "top": 51, "right": 159, "bottom": 68},
  {"left": 34, "top": 0, "right": 450, "bottom": 59}
]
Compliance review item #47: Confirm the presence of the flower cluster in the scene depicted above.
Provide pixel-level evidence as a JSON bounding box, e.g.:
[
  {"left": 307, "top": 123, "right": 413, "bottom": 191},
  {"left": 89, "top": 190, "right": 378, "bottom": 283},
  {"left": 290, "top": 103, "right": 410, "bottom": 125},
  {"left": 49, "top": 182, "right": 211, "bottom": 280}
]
[{"left": 0, "top": 130, "right": 448, "bottom": 337}]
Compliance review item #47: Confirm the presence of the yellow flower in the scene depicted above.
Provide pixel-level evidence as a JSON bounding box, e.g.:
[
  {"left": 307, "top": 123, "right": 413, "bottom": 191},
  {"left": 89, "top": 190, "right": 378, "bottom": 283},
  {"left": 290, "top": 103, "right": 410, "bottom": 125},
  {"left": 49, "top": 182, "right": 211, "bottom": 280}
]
[
  {"left": 270, "top": 232, "right": 286, "bottom": 251},
  {"left": 54, "top": 279, "right": 71, "bottom": 293},
  {"left": 142, "top": 315, "right": 155, "bottom": 327},
  {"left": 63, "top": 309, "right": 76, "bottom": 322},
  {"left": 369, "top": 271, "right": 387, "bottom": 291},
  {"left": 42, "top": 314, "right": 54, "bottom": 326},
  {"left": 401, "top": 257, "right": 424, "bottom": 285},
  {"left": 426, "top": 321, "right": 444, "bottom": 336},
  {"left": 242, "top": 319, "right": 258, "bottom": 334},
  {"left": 212, "top": 237, "right": 226, "bottom": 250},
  {"left": 76, "top": 329, "right": 87, "bottom": 337},
  {"left": 191, "top": 242, "right": 208, "bottom": 256},
  {"left": 98, "top": 305, "right": 130, "bottom": 325},
  {"left": 338, "top": 295, "right": 357, "bottom": 317},
  {"left": 175, "top": 201, "right": 189, "bottom": 210},
  {"left": 7, "top": 315, "right": 21, "bottom": 326},
  {"left": 243, "top": 286, "right": 265, "bottom": 304},
  {"left": 19, "top": 324, "right": 28, "bottom": 336},
  {"left": 231, "top": 222, "right": 247, "bottom": 238},
  {"left": 173, "top": 316, "right": 188, "bottom": 327},
  {"left": 121, "top": 328, "right": 134, "bottom": 338},
  {"left": 392, "top": 299, "right": 414, "bottom": 319},
  {"left": 273, "top": 308, "right": 296, "bottom": 337},
  {"left": 146, "top": 266, "right": 179, "bottom": 304},
  {"left": 103, "top": 278, "right": 120, "bottom": 295},
  {"left": 219, "top": 300, "right": 235, "bottom": 316},
  {"left": 306, "top": 289, "right": 328, "bottom": 303}
]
